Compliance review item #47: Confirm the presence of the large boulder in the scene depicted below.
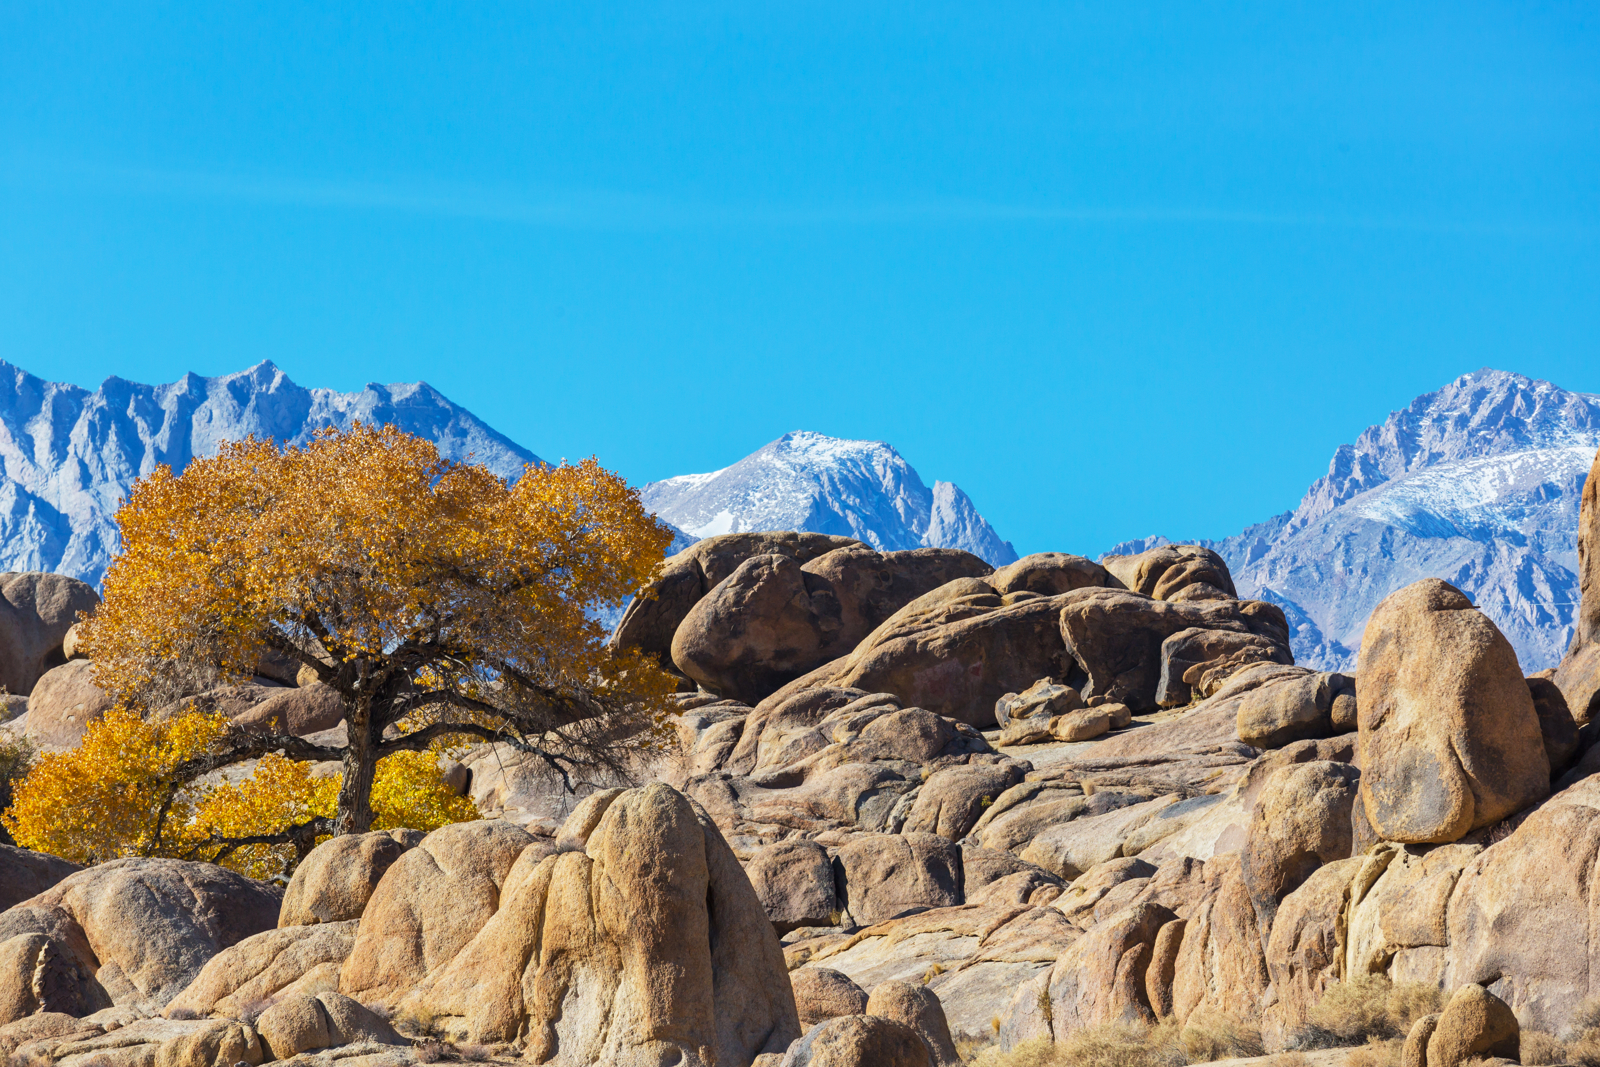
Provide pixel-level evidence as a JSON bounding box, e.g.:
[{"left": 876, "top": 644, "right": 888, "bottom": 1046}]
[
  {"left": 255, "top": 990, "right": 403, "bottom": 1058},
  {"left": 1526, "top": 675, "right": 1580, "bottom": 774},
  {"left": 1420, "top": 984, "right": 1519, "bottom": 1067},
  {"left": 864, "top": 981, "right": 960, "bottom": 1067},
  {"left": 671, "top": 548, "right": 992, "bottom": 703},
  {"left": 1555, "top": 445, "right": 1600, "bottom": 723},
  {"left": 338, "top": 819, "right": 541, "bottom": 1009},
  {"left": 278, "top": 830, "right": 417, "bottom": 926},
  {"left": 0, "top": 573, "right": 100, "bottom": 697},
  {"left": 231, "top": 682, "right": 345, "bottom": 737},
  {"left": 902, "top": 762, "right": 1026, "bottom": 840},
  {"left": 1356, "top": 579, "right": 1549, "bottom": 843},
  {"left": 779, "top": 1014, "right": 930, "bottom": 1067},
  {"left": 791, "top": 969, "right": 868, "bottom": 1031},
  {"left": 1235, "top": 670, "right": 1355, "bottom": 750},
  {"left": 0, "top": 845, "right": 81, "bottom": 913},
  {"left": 1239, "top": 761, "right": 1359, "bottom": 939},
  {"left": 1100, "top": 544, "right": 1237, "bottom": 602},
  {"left": 835, "top": 834, "right": 963, "bottom": 926},
  {"left": 163, "top": 921, "right": 357, "bottom": 1019},
  {"left": 759, "top": 582, "right": 1080, "bottom": 727},
  {"left": 23, "top": 660, "right": 114, "bottom": 749},
  {"left": 1158, "top": 627, "right": 1294, "bottom": 708},
  {"left": 745, "top": 840, "right": 838, "bottom": 934},
  {"left": 396, "top": 783, "right": 801, "bottom": 1065},
  {"left": 610, "top": 532, "right": 867, "bottom": 670},
  {"left": 1059, "top": 589, "right": 1291, "bottom": 712},
  {"left": 2, "top": 858, "right": 282, "bottom": 1012},
  {"left": 987, "top": 553, "right": 1108, "bottom": 597}
]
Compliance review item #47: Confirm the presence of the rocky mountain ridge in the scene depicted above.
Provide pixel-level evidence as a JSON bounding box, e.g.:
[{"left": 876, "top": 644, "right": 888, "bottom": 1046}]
[
  {"left": 1114, "top": 369, "right": 1600, "bottom": 672},
  {"left": 641, "top": 430, "right": 1019, "bottom": 567},
  {"left": 0, "top": 360, "right": 541, "bottom": 586}
]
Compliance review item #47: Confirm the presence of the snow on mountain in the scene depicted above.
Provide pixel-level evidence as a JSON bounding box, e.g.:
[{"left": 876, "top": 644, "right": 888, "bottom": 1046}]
[
  {"left": 640, "top": 431, "right": 1019, "bottom": 566},
  {"left": 1111, "top": 370, "right": 1600, "bottom": 672},
  {"left": 0, "top": 360, "right": 541, "bottom": 586}
]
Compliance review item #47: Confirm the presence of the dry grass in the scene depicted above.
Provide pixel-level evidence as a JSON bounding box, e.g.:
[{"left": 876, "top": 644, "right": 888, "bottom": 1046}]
[
  {"left": 414, "top": 1040, "right": 445, "bottom": 1063},
  {"left": 1569, "top": 1029, "right": 1600, "bottom": 1067},
  {"left": 965, "top": 1017, "right": 1261, "bottom": 1067},
  {"left": 1268, "top": 1054, "right": 1308, "bottom": 1067},
  {"left": 1578, "top": 999, "right": 1600, "bottom": 1033},
  {"left": 1340, "top": 1037, "right": 1403, "bottom": 1067},
  {"left": 1301, "top": 976, "right": 1444, "bottom": 1046},
  {"left": 1519, "top": 1033, "right": 1568, "bottom": 1067}
]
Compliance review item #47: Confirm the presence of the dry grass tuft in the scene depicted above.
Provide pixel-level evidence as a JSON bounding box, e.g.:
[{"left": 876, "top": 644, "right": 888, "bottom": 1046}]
[
  {"left": 965, "top": 1018, "right": 1259, "bottom": 1067},
  {"left": 1520, "top": 1031, "right": 1568, "bottom": 1066},
  {"left": 1568, "top": 1028, "right": 1600, "bottom": 1067},
  {"left": 414, "top": 1039, "right": 445, "bottom": 1063},
  {"left": 1341, "top": 1036, "right": 1403, "bottom": 1067},
  {"left": 1179, "top": 1014, "right": 1263, "bottom": 1063},
  {"left": 1268, "top": 1054, "right": 1309, "bottom": 1067},
  {"left": 1578, "top": 1000, "right": 1600, "bottom": 1032},
  {"left": 1302, "top": 976, "right": 1444, "bottom": 1046}
]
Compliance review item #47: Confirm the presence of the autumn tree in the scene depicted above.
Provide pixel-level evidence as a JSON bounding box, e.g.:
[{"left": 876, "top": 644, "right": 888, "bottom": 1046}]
[{"left": 78, "top": 423, "right": 678, "bottom": 848}]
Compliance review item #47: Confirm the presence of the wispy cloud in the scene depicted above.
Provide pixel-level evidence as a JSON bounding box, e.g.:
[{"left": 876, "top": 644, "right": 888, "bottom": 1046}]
[{"left": 2, "top": 155, "right": 1588, "bottom": 239}]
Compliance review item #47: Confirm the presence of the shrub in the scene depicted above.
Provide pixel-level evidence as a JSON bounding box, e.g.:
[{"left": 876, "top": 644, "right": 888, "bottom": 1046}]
[
  {"left": 1302, "top": 975, "right": 1444, "bottom": 1046},
  {"left": 1520, "top": 1031, "right": 1569, "bottom": 1066},
  {"left": 967, "top": 1019, "right": 1258, "bottom": 1067},
  {"left": 0, "top": 733, "right": 34, "bottom": 846},
  {"left": 1179, "top": 1014, "right": 1263, "bottom": 1062},
  {"left": 1342, "top": 1037, "right": 1403, "bottom": 1067},
  {"left": 1569, "top": 1028, "right": 1600, "bottom": 1067}
]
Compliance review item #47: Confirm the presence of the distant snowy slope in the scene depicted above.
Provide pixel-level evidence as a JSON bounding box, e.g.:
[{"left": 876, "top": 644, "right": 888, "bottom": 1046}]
[
  {"left": 0, "top": 360, "right": 541, "bottom": 585},
  {"left": 1111, "top": 370, "right": 1600, "bottom": 672},
  {"left": 641, "top": 431, "right": 1018, "bottom": 566}
]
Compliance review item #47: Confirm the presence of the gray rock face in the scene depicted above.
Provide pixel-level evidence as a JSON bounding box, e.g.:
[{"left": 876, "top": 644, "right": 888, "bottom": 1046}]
[
  {"left": 641, "top": 431, "right": 1018, "bottom": 566},
  {"left": 0, "top": 360, "right": 540, "bottom": 586},
  {"left": 1114, "top": 370, "right": 1600, "bottom": 672}
]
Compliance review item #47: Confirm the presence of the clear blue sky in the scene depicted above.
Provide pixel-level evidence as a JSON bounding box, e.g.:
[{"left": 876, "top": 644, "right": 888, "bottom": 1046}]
[{"left": 3, "top": 2, "right": 1596, "bottom": 556}]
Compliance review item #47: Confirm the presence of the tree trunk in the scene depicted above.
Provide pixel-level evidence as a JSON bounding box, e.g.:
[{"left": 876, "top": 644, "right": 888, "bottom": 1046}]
[{"left": 335, "top": 696, "right": 377, "bottom": 835}]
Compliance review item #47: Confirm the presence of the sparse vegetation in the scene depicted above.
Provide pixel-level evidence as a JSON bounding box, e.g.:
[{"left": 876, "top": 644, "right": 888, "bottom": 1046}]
[
  {"left": 965, "top": 1017, "right": 1262, "bottom": 1067},
  {"left": 1341, "top": 1036, "right": 1403, "bottom": 1067},
  {"left": 1299, "top": 975, "right": 1444, "bottom": 1047},
  {"left": 0, "top": 733, "right": 33, "bottom": 846}
]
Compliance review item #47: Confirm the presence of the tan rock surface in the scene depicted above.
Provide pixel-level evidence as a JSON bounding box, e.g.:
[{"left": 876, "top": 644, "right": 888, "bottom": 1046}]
[
  {"left": 163, "top": 921, "right": 357, "bottom": 1019},
  {"left": 864, "top": 980, "right": 960, "bottom": 1067},
  {"left": 23, "top": 659, "right": 114, "bottom": 749},
  {"left": 279, "top": 831, "right": 416, "bottom": 926},
  {"left": 1100, "top": 545, "right": 1238, "bottom": 603},
  {"left": 790, "top": 968, "right": 867, "bottom": 1031},
  {"left": 778, "top": 1014, "right": 930, "bottom": 1067},
  {"left": 0, "top": 572, "right": 100, "bottom": 697},
  {"left": 0, "top": 845, "right": 82, "bottom": 913},
  {"left": 1357, "top": 579, "right": 1549, "bottom": 843}
]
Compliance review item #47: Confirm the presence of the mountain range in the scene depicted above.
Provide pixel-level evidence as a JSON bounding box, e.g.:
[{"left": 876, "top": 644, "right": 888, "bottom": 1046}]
[
  {"left": 1112, "top": 369, "right": 1600, "bottom": 673},
  {"left": 3, "top": 361, "right": 1592, "bottom": 675},
  {"left": 0, "top": 360, "right": 539, "bottom": 585},
  {"left": 639, "top": 431, "right": 1019, "bottom": 566}
]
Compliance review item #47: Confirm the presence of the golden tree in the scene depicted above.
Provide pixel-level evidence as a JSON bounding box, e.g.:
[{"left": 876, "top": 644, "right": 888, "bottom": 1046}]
[{"left": 79, "top": 423, "right": 678, "bottom": 843}]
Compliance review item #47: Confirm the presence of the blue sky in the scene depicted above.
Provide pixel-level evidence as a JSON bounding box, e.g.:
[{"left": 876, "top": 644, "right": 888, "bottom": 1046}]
[{"left": 3, "top": 2, "right": 1596, "bottom": 556}]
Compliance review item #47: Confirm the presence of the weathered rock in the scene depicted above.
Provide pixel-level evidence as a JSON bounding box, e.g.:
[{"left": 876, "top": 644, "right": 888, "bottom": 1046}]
[
  {"left": 0, "top": 573, "right": 101, "bottom": 697},
  {"left": 1342, "top": 840, "right": 1478, "bottom": 988},
  {"left": 612, "top": 532, "right": 864, "bottom": 670},
  {"left": 1356, "top": 579, "right": 1549, "bottom": 843},
  {"left": 1439, "top": 774, "right": 1600, "bottom": 1030},
  {"left": 1169, "top": 852, "right": 1270, "bottom": 1027},
  {"left": 257, "top": 990, "right": 403, "bottom": 1057},
  {"left": 791, "top": 968, "right": 868, "bottom": 1031},
  {"left": 1100, "top": 545, "right": 1237, "bottom": 602},
  {"left": 231, "top": 682, "right": 345, "bottom": 737},
  {"left": 864, "top": 981, "right": 959, "bottom": 1067},
  {"left": 673, "top": 554, "right": 849, "bottom": 702},
  {"left": 835, "top": 833, "right": 963, "bottom": 925},
  {"left": 23, "top": 659, "right": 114, "bottom": 748},
  {"left": 339, "top": 819, "right": 540, "bottom": 1009},
  {"left": 902, "top": 762, "right": 1025, "bottom": 840},
  {"left": 1159, "top": 627, "right": 1294, "bottom": 708},
  {"left": 727, "top": 687, "right": 873, "bottom": 776},
  {"left": 11, "top": 1016, "right": 263, "bottom": 1067},
  {"left": 1261, "top": 857, "right": 1367, "bottom": 1048},
  {"left": 803, "top": 545, "right": 996, "bottom": 651},
  {"left": 995, "top": 678, "right": 1082, "bottom": 727},
  {"left": 1555, "top": 445, "right": 1600, "bottom": 723},
  {"left": 10, "top": 858, "right": 282, "bottom": 1011},
  {"left": 1000, "top": 902, "right": 1175, "bottom": 1043},
  {"left": 0, "top": 906, "right": 104, "bottom": 1023},
  {"left": 1235, "top": 670, "right": 1355, "bottom": 750},
  {"left": 1019, "top": 794, "right": 1179, "bottom": 879},
  {"left": 1240, "top": 761, "right": 1360, "bottom": 939},
  {"left": 1060, "top": 589, "right": 1291, "bottom": 711},
  {"left": 746, "top": 840, "right": 839, "bottom": 933},
  {"left": 397, "top": 784, "right": 800, "bottom": 1065},
  {"left": 1425, "top": 984, "right": 1519, "bottom": 1067},
  {"left": 779, "top": 1014, "right": 930, "bottom": 1067},
  {"left": 760, "top": 583, "right": 1079, "bottom": 727},
  {"left": 987, "top": 553, "right": 1109, "bottom": 597},
  {"left": 278, "top": 831, "right": 413, "bottom": 927},
  {"left": 1526, "top": 675, "right": 1580, "bottom": 774},
  {"left": 164, "top": 921, "right": 357, "bottom": 1020},
  {"left": 0, "top": 845, "right": 81, "bottom": 912}
]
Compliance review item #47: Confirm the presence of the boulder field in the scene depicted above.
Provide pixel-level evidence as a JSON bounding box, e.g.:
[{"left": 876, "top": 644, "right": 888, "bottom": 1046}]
[{"left": 6, "top": 450, "right": 1600, "bottom": 1064}]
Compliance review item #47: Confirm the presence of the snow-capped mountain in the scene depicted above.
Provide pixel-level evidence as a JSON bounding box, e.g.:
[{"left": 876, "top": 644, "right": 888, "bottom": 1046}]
[
  {"left": 1112, "top": 370, "right": 1600, "bottom": 672},
  {"left": 0, "top": 360, "right": 540, "bottom": 585},
  {"left": 641, "top": 431, "right": 1019, "bottom": 566}
]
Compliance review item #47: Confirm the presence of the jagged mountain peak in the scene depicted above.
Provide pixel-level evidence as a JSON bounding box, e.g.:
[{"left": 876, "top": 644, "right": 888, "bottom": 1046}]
[
  {"left": 641, "top": 431, "right": 1018, "bottom": 566},
  {"left": 1127, "top": 368, "right": 1600, "bottom": 672},
  {"left": 0, "top": 362, "right": 542, "bottom": 586}
]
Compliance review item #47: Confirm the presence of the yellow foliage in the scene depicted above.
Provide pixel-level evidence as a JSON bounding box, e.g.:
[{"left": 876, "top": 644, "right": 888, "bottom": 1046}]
[
  {"left": 73, "top": 423, "right": 678, "bottom": 834},
  {"left": 3, "top": 708, "right": 478, "bottom": 879}
]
